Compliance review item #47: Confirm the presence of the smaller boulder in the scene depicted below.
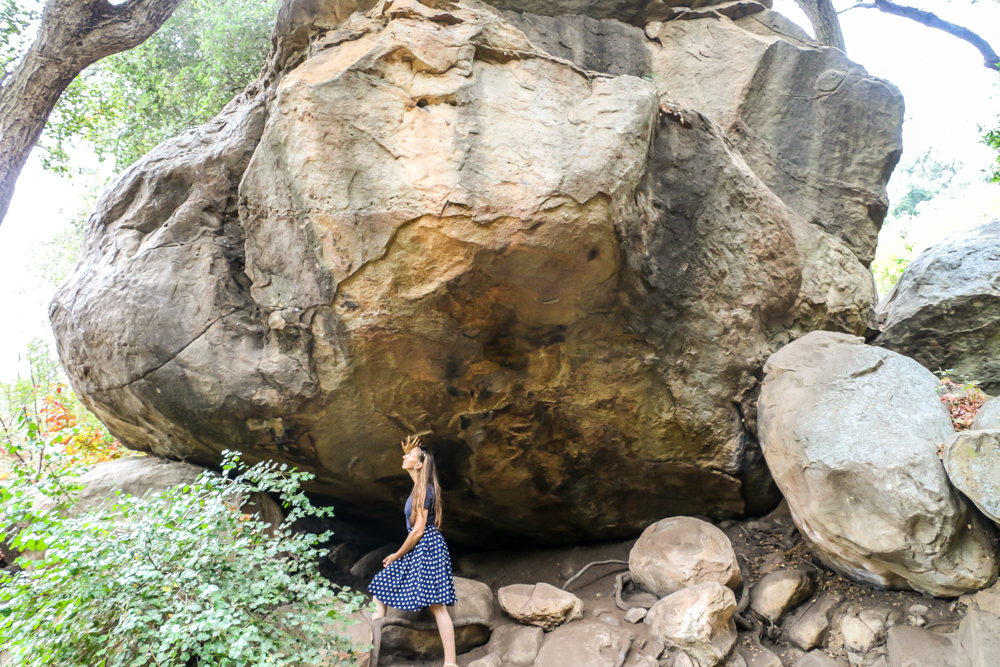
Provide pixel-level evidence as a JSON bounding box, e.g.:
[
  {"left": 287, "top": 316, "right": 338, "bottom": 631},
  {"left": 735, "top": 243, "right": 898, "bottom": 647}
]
[
  {"left": 786, "top": 594, "right": 843, "bottom": 651},
  {"left": 381, "top": 577, "right": 493, "bottom": 659},
  {"left": 955, "top": 607, "right": 1000, "bottom": 667},
  {"left": 533, "top": 620, "right": 633, "bottom": 667},
  {"left": 738, "top": 646, "right": 782, "bottom": 667},
  {"left": 624, "top": 607, "right": 648, "bottom": 624},
  {"left": 943, "top": 429, "right": 1000, "bottom": 525},
  {"left": 486, "top": 624, "right": 545, "bottom": 666},
  {"left": 629, "top": 517, "right": 741, "bottom": 598},
  {"left": 750, "top": 569, "right": 816, "bottom": 623},
  {"left": 499, "top": 582, "right": 584, "bottom": 631},
  {"left": 840, "top": 614, "right": 879, "bottom": 655},
  {"left": 645, "top": 581, "right": 737, "bottom": 667}
]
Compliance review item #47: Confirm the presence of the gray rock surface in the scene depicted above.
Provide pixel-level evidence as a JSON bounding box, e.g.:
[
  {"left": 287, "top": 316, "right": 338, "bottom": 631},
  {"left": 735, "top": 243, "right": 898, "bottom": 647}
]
[
  {"left": 955, "top": 606, "right": 1000, "bottom": 667},
  {"left": 886, "top": 626, "right": 957, "bottom": 667},
  {"left": 381, "top": 577, "right": 493, "bottom": 659},
  {"left": 943, "top": 429, "right": 1000, "bottom": 526},
  {"left": 972, "top": 398, "right": 1000, "bottom": 430},
  {"left": 468, "top": 654, "right": 502, "bottom": 667},
  {"left": 759, "top": 331, "right": 998, "bottom": 596},
  {"left": 52, "top": 0, "right": 900, "bottom": 544},
  {"left": 795, "top": 653, "right": 847, "bottom": 667},
  {"left": 786, "top": 594, "right": 843, "bottom": 651},
  {"left": 629, "top": 517, "right": 742, "bottom": 598},
  {"left": 749, "top": 568, "right": 815, "bottom": 623},
  {"left": 877, "top": 219, "right": 1000, "bottom": 394},
  {"left": 533, "top": 620, "right": 634, "bottom": 667},
  {"left": 645, "top": 582, "right": 737, "bottom": 667},
  {"left": 486, "top": 0, "right": 769, "bottom": 25},
  {"left": 485, "top": 624, "right": 544, "bottom": 666}
]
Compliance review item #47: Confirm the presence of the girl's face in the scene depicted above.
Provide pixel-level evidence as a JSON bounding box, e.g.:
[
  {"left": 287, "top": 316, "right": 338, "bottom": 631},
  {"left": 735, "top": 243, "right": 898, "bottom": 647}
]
[{"left": 402, "top": 447, "right": 424, "bottom": 471}]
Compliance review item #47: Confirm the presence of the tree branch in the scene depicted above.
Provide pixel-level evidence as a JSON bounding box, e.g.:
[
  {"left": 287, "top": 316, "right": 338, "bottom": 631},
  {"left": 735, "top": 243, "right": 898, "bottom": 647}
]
[
  {"left": 792, "top": 0, "right": 847, "bottom": 52},
  {"left": 0, "top": 0, "right": 186, "bottom": 228},
  {"left": 864, "top": 0, "right": 999, "bottom": 72}
]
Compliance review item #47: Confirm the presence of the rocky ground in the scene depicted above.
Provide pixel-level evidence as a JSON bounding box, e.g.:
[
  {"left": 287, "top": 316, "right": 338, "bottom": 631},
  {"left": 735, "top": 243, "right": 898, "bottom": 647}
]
[{"left": 350, "top": 500, "right": 987, "bottom": 667}]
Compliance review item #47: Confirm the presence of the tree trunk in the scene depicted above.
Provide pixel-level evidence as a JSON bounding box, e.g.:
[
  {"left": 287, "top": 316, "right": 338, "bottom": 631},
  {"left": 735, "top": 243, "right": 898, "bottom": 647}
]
[
  {"left": 792, "top": 0, "right": 847, "bottom": 52},
  {"left": 0, "top": 0, "right": 186, "bottom": 227}
]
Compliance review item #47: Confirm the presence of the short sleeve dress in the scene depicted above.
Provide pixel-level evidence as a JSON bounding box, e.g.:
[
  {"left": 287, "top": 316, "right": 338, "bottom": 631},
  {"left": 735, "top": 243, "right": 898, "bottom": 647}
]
[{"left": 368, "top": 485, "right": 458, "bottom": 612}]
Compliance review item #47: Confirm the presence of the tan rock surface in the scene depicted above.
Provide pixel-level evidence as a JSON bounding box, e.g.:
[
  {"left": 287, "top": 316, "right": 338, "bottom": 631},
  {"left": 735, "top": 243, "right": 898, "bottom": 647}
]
[
  {"left": 498, "top": 582, "right": 583, "bottom": 631},
  {"left": 645, "top": 581, "right": 737, "bottom": 667},
  {"left": 629, "top": 517, "right": 742, "bottom": 598},
  {"left": 533, "top": 620, "right": 634, "bottom": 667},
  {"left": 51, "top": 0, "right": 902, "bottom": 544}
]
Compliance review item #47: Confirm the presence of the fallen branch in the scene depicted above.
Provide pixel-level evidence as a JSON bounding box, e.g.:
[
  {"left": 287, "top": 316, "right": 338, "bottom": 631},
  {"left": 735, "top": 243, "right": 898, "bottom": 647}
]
[{"left": 562, "top": 559, "right": 628, "bottom": 589}]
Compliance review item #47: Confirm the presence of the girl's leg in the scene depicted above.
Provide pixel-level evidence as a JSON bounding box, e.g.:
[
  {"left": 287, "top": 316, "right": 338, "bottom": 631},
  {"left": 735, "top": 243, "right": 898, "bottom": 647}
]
[
  {"left": 428, "top": 603, "right": 457, "bottom": 666},
  {"left": 372, "top": 597, "right": 387, "bottom": 620}
]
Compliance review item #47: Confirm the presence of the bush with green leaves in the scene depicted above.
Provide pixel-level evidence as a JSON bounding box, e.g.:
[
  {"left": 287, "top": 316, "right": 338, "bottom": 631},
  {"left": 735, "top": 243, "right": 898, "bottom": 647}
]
[{"left": 0, "top": 448, "right": 367, "bottom": 667}]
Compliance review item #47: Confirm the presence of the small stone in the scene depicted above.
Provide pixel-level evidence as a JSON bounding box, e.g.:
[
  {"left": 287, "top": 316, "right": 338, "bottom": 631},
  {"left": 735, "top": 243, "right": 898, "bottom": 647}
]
[
  {"left": 841, "top": 615, "right": 878, "bottom": 654},
  {"left": 786, "top": 594, "right": 843, "bottom": 651},
  {"left": 673, "top": 652, "right": 697, "bottom": 667},
  {"left": 499, "top": 582, "right": 584, "bottom": 631},
  {"left": 738, "top": 645, "right": 782, "bottom": 667},
  {"left": 750, "top": 569, "right": 816, "bottom": 623},
  {"left": 626, "top": 607, "right": 649, "bottom": 624},
  {"left": 908, "top": 604, "right": 930, "bottom": 615}
]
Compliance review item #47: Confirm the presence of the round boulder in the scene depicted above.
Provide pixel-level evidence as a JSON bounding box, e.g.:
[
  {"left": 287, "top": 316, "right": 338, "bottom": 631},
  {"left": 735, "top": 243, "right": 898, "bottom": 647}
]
[
  {"left": 629, "top": 517, "right": 741, "bottom": 598},
  {"left": 759, "top": 331, "right": 997, "bottom": 596}
]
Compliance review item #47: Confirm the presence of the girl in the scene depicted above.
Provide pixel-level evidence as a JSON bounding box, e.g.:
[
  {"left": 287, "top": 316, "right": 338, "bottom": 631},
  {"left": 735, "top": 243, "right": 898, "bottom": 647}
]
[{"left": 369, "top": 435, "right": 458, "bottom": 667}]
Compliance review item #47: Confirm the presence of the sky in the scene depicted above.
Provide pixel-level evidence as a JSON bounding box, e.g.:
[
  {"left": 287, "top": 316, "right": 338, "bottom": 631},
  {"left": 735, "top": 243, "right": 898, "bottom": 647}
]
[{"left": 1, "top": 0, "right": 1000, "bottom": 383}]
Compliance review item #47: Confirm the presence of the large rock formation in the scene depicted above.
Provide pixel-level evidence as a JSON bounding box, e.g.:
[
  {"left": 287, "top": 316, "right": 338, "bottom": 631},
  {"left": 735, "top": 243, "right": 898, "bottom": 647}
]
[
  {"left": 876, "top": 219, "right": 1000, "bottom": 394},
  {"left": 51, "top": 0, "right": 902, "bottom": 545},
  {"left": 758, "top": 331, "right": 997, "bottom": 596}
]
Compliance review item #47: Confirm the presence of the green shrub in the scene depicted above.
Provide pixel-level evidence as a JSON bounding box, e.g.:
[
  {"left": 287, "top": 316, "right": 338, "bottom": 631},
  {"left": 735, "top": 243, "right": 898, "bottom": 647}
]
[{"left": 0, "top": 448, "right": 366, "bottom": 667}]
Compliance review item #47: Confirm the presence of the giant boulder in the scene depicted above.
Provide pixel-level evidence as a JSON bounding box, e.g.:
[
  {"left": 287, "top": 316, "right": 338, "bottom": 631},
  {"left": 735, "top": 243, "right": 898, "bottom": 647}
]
[
  {"left": 758, "top": 331, "right": 997, "bottom": 596},
  {"left": 52, "top": 0, "right": 900, "bottom": 545},
  {"left": 877, "top": 219, "right": 1000, "bottom": 394}
]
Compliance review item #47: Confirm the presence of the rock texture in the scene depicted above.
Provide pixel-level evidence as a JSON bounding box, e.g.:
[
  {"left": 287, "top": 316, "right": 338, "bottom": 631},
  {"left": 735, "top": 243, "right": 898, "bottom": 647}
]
[
  {"left": 786, "top": 594, "right": 842, "bottom": 651},
  {"left": 485, "top": 624, "right": 544, "bottom": 665},
  {"left": 533, "top": 620, "right": 633, "bottom": 667},
  {"left": 749, "top": 568, "right": 815, "bottom": 623},
  {"left": 943, "top": 430, "right": 1000, "bottom": 526},
  {"left": 877, "top": 219, "right": 1000, "bottom": 394},
  {"left": 52, "top": 0, "right": 902, "bottom": 544},
  {"left": 758, "top": 331, "right": 998, "bottom": 596},
  {"left": 972, "top": 398, "right": 1000, "bottom": 430},
  {"left": 645, "top": 582, "right": 737, "bottom": 667},
  {"left": 629, "top": 517, "right": 741, "bottom": 598},
  {"left": 499, "top": 582, "right": 583, "bottom": 630},
  {"left": 381, "top": 576, "right": 493, "bottom": 658}
]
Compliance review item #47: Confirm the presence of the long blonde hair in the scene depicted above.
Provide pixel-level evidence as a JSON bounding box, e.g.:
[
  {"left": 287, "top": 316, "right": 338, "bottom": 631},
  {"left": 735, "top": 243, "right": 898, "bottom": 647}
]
[{"left": 410, "top": 447, "right": 443, "bottom": 529}]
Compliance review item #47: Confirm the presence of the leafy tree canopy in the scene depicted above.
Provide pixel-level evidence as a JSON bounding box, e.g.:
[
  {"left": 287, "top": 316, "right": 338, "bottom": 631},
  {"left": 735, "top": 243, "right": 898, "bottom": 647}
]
[{"left": 43, "top": 0, "right": 278, "bottom": 173}]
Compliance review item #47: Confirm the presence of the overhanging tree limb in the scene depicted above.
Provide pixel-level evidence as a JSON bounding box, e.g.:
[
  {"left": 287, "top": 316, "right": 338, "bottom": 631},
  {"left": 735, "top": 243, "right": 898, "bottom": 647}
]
[
  {"left": 793, "top": 0, "right": 847, "bottom": 52},
  {"left": 855, "top": 0, "right": 999, "bottom": 72},
  {"left": 0, "top": 0, "right": 186, "bottom": 228}
]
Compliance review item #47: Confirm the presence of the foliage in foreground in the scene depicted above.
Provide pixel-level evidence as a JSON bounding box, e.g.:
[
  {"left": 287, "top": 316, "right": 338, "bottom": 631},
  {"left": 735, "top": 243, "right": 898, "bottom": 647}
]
[{"left": 0, "top": 447, "right": 366, "bottom": 667}]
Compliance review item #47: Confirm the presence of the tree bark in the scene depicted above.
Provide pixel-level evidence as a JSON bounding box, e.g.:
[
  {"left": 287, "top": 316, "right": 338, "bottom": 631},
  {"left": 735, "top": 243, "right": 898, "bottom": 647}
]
[
  {"left": 793, "top": 0, "right": 847, "bottom": 52},
  {"left": 0, "top": 0, "right": 186, "bottom": 227},
  {"left": 857, "top": 0, "right": 1000, "bottom": 72}
]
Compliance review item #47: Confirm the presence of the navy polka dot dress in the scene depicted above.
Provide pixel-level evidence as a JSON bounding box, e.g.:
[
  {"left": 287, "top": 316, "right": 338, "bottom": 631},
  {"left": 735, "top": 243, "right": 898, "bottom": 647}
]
[{"left": 368, "top": 486, "right": 458, "bottom": 612}]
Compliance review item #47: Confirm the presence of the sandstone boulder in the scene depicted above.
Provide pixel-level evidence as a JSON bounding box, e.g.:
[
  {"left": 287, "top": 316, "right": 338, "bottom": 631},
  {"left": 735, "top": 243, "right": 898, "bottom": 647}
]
[
  {"left": 877, "top": 219, "right": 1000, "bottom": 394},
  {"left": 749, "top": 568, "right": 815, "bottom": 624},
  {"left": 381, "top": 577, "right": 493, "bottom": 658},
  {"left": 52, "top": 0, "right": 901, "bottom": 545},
  {"left": 629, "top": 517, "right": 741, "bottom": 598},
  {"left": 943, "top": 430, "right": 1000, "bottom": 526},
  {"left": 645, "top": 581, "right": 737, "bottom": 667},
  {"left": 498, "top": 582, "right": 583, "bottom": 631},
  {"left": 886, "top": 626, "right": 957, "bottom": 667},
  {"left": 759, "top": 331, "right": 998, "bottom": 596},
  {"left": 533, "top": 620, "right": 634, "bottom": 667}
]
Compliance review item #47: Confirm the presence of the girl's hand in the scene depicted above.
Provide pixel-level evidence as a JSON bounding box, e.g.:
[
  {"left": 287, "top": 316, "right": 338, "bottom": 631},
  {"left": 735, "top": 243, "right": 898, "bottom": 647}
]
[{"left": 383, "top": 552, "right": 401, "bottom": 568}]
